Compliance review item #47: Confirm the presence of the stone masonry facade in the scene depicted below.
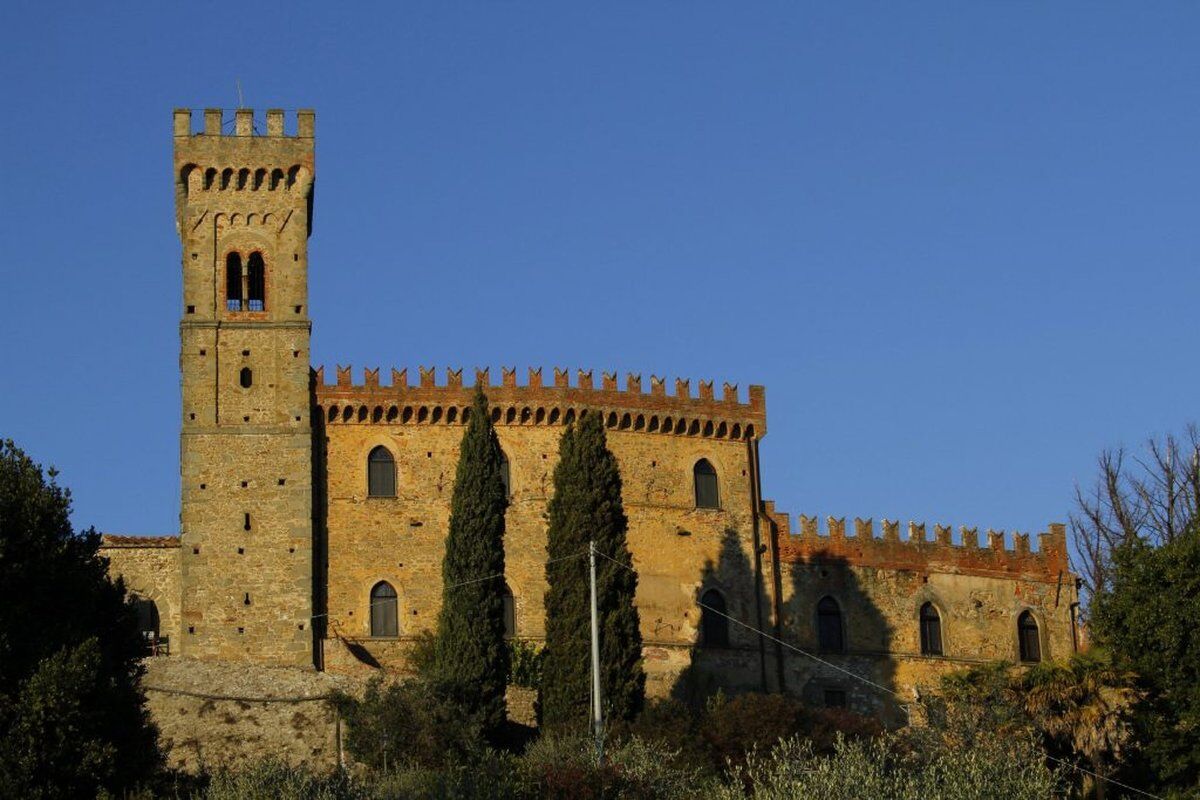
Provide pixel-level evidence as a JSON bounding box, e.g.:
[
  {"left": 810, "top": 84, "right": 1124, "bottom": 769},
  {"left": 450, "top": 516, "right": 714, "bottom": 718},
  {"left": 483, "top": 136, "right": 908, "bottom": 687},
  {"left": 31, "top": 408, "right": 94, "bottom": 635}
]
[{"left": 98, "top": 107, "right": 1082, "bottom": 767}]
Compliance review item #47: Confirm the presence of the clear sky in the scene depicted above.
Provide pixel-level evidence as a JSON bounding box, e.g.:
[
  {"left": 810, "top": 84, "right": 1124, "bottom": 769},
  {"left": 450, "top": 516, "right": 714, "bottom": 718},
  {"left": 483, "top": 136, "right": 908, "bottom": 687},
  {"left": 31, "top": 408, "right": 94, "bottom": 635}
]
[{"left": 1, "top": 3, "right": 1197, "bottom": 545}]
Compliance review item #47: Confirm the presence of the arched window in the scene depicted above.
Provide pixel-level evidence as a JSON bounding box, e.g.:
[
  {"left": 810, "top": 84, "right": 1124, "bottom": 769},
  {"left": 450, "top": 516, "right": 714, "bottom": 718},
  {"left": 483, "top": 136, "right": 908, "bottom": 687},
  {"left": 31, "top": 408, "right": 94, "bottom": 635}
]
[
  {"left": 502, "top": 582, "right": 516, "bottom": 638},
  {"left": 694, "top": 459, "right": 719, "bottom": 509},
  {"left": 247, "top": 252, "right": 265, "bottom": 311},
  {"left": 817, "top": 596, "right": 844, "bottom": 653},
  {"left": 225, "top": 252, "right": 243, "bottom": 311},
  {"left": 499, "top": 452, "right": 511, "bottom": 500},
  {"left": 239, "top": 367, "right": 253, "bottom": 389},
  {"left": 367, "top": 446, "right": 395, "bottom": 498},
  {"left": 919, "top": 602, "right": 943, "bottom": 656},
  {"left": 1018, "top": 611, "right": 1041, "bottom": 663},
  {"left": 132, "top": 595, "right": 161, "bottom": 654},
  {"left": 700, "top": 589, "right": 729, "bottom": 648},
  {"left": 370, "top": 582, "right": 398, "bottom": 637}
]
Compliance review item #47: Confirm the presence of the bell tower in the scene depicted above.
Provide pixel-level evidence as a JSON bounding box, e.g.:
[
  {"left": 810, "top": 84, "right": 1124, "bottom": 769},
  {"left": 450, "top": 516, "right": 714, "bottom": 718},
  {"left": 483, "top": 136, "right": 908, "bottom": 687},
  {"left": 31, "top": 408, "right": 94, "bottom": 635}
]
[{"left": 173, "top": 108, "right": 315, "bottom": 665}]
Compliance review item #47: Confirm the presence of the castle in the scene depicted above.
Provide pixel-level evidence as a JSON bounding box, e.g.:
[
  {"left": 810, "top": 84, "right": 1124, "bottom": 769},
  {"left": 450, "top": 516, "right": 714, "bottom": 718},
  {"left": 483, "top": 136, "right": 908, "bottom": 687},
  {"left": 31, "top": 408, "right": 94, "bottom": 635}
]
[{"left": 100, "top": 108, "right": 1081, "bottom": 766}]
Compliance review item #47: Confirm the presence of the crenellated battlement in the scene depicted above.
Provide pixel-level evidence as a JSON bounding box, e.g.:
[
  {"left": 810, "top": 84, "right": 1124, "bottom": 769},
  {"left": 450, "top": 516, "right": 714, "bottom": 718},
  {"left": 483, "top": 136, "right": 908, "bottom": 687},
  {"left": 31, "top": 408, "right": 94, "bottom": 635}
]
[
  {"left": 762, "top": 502, "right": 1069, "bottom": 580},
  {"left": 173, "top": 108, "right": 316, "bottom": 229},
  {"left": 173, "top": 108, "right": 315, "bottom": 139},
  {"left": 312, "top": 365, "right": 766, "bottom": 440}
]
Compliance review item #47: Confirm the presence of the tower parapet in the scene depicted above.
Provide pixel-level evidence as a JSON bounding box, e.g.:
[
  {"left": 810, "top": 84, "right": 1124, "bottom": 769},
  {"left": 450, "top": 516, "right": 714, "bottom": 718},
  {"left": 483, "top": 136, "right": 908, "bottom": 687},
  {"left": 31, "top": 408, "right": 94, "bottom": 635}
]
[
  {"left": 312, "top": 364, "right": 767, "bottom": 439},
  {"left": 762, "top": 502, "right": 1068, "bottom": 580}
]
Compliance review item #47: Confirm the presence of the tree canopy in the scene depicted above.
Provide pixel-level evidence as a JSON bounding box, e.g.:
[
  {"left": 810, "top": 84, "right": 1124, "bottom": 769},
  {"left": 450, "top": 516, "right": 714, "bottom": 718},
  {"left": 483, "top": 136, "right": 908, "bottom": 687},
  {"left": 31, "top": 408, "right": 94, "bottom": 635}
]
[{"left": 0, "top": 438, "right": 159, "bottom": 796}]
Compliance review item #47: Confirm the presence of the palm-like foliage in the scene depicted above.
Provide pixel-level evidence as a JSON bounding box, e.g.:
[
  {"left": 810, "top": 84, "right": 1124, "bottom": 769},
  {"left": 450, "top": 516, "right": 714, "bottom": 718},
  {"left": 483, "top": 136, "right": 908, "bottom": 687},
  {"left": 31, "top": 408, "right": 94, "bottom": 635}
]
[{"left": 1017, "top": 650, "right": 1143, "bottom": 799}]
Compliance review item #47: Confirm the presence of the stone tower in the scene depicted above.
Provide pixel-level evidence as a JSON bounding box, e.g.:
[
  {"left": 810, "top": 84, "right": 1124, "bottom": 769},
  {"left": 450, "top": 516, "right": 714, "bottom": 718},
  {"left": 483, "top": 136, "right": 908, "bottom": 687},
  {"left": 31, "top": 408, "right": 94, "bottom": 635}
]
[{"left": 173, "top": 108, "right": 315, "bottom": 666}]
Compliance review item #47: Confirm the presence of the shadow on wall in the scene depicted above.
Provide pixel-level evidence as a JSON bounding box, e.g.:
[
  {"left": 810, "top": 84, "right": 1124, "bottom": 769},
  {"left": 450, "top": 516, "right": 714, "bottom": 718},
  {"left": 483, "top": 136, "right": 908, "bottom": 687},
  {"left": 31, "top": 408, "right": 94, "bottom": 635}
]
[
  {"left": 780, "top": 552, "right": 901, "bottom": 726},
  {"left": 311, "top": 380, "right": 329, "bottom": 669},
  {"left": 668, "top": 525, "right": 902, "bottom": 725},
  {"left": 669, "top": 527, "right": 770, "bottom": 706}
]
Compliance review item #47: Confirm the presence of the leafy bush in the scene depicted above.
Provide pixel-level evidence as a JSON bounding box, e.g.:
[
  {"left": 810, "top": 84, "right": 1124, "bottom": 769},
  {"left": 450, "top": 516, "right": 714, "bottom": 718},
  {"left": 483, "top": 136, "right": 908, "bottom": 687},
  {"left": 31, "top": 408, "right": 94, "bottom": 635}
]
[
  {"left": 714, "top": 734, "right": 1062, "bottom": 800},
  {"left": 521, "top": 733, "right": 715, "bottom": 800},
  {"left": 202, "top": 760, "right": 367, "bottom": 800},
  {"left": 329, "top": 677, "right": 484, "bottom": 770},
  {"left": 700, "top": 691, "right": 807, "bottom": 769},
  {"left": 369, "top": 748, "right": 531, "bottom": 800}
]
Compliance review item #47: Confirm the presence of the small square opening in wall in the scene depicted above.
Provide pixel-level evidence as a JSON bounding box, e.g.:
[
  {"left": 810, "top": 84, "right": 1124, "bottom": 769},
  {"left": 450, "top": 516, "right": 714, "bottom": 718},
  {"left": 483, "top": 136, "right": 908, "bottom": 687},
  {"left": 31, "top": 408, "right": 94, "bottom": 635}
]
[
  {"left": 241, "top": 480, "right": 248, "bottom": 488},
  {"left": 237, "top": 547, "right": 244, "bottom": 555},
  {"left": 199, "top": 349, "right": 206, "bottom": 356},
  {"left": 192, "top": 253, "right": 198, "bottom": 260},
  {"left": 288, "top": 547, "right": 295, "bottom": 553},
  {"left": 186, "top": 305, "right": 195, "bottom": 314},
  {"left": 298, "top": 623, "right": 305, "bottom": 630},
  {"left": 243, "top": 416, "right": 250, "bottom": 422},
  {"left": 295, "top": 416, "right": 301, "bottom": 422},
  {"left": 237, "top": 627, "right": 244, "bottom": 634},
  {"left": 192, "top": 547, "right": 199, "bottom": 555},
  {"left": 278, "top": 478, "right": 286, "bottom": 486},
  {"left": 242, "top": 349, "right": 250, "bottom": 357},
  {"left": 294, "top": 305, "right": 302, "bottom": 314},
  {"left": 189, "top": 413, "right": 195, "bottom": 420},
  {"left": 188, "top": 626, "right": 195, "bottom": 634},
  {"left": 199, "top": 483, "right": 206, "bottom": 490}
]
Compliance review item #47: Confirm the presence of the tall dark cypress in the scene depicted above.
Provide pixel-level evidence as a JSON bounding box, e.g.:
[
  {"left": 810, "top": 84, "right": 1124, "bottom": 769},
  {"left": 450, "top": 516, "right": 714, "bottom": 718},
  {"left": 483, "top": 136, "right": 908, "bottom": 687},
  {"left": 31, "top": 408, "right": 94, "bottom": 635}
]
[
  {"left": 540, "top": 411, "right": 645, "bottom": 730},
  {"left": 431, "top": 390, "right": 510, "bottom": 733}
]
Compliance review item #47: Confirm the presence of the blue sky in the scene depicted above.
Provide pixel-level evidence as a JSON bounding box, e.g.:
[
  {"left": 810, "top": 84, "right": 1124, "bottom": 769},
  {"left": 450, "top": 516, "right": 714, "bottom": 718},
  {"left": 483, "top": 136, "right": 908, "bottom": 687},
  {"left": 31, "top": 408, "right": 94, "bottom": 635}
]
[{"left": 1, "top": 3, "right": 1197, "bottom": 545}]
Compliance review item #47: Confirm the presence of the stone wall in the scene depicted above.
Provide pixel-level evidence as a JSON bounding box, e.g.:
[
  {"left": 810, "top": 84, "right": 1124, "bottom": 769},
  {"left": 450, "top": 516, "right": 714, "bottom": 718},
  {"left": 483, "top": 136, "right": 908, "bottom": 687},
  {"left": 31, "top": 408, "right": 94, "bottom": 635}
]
[
  {"left": 101, "top": 536, "right": 182, "bottom": 646},
  {"left": 763, "top": 506, "right": 1080, "bottom": 722},
  {"left": 140, "top": 656, "right": 354, "bottom": 774}
]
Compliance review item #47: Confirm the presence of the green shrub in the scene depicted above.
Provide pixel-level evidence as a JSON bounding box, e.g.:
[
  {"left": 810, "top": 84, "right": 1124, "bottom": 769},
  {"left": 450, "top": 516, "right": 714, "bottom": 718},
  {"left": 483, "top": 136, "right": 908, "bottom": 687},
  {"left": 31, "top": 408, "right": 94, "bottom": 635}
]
[
  {"left": 329, "top": 677, "right": 484, "bottom": 770},
  {"left": 521, "top": 733, "right": 714, "bottom": 800},
  {"left": 714, "top": 734, "right": 1062, "bottom": 800},
  {"left": 370, "top": 748, "right": 531, "bottom": 800},
  {"left": 202, "top": 760, "right": 367, "bottom": 800},
  {"left": 700, "top": 691, "right": 807, "bottom": 769}
]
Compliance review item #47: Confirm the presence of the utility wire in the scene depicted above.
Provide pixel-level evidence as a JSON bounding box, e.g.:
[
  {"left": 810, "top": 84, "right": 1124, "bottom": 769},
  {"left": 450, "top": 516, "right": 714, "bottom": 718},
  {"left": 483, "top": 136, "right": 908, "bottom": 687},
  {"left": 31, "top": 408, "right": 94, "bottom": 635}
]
[{"left": 590, "top": 548, "right": 1163, "bottom": 800}]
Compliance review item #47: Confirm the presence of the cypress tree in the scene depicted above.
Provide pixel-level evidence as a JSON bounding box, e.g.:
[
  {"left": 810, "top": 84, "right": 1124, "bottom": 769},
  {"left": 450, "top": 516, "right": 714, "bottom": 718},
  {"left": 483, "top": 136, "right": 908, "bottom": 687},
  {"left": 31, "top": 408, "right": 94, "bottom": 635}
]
[
  {"left": 431, "top": 390, "right": 510, "bottom": 733},
  {"left": 540, "top": 411, "right": 645, "bottom": 730}
]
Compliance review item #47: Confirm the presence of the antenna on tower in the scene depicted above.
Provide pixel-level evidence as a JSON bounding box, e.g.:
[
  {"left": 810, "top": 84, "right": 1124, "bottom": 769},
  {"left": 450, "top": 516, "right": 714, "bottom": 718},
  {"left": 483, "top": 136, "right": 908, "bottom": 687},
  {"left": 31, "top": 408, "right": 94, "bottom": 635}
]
[{"left": 236, "top": 79, "right": 245, "bottom": 109}]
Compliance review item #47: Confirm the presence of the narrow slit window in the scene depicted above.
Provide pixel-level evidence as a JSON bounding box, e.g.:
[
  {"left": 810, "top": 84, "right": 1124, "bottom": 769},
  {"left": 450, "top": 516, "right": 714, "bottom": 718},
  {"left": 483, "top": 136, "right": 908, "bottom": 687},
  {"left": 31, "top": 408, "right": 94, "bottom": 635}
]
[
  {"left": 247, "top": 252, "right": 265, "bottom": 311},
  {"left": 239, "top": 367, "right": 252, "bottom": 388},
  {"left": 920, "top": 602, "right": 943, "bottom": 656},
  {"left": 225, "top": 252, "right": 243, "bottom": 311}
]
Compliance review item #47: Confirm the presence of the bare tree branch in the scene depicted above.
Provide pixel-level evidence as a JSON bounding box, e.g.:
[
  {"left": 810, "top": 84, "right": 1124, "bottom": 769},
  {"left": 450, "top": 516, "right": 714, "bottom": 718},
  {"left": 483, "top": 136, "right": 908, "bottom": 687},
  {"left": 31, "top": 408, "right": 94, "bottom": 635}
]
[{"left": 1072, "top": 426, "right": 1200, "bottom": 610}]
